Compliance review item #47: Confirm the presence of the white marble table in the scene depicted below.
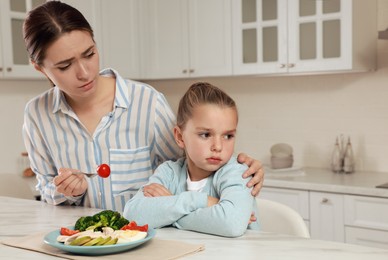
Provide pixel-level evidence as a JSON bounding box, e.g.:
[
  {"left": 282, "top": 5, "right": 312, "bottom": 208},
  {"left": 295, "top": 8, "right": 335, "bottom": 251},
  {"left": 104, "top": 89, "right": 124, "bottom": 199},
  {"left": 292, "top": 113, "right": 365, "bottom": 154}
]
[{"left": 0, "top": 196, "right": 387, "bottom": 260}]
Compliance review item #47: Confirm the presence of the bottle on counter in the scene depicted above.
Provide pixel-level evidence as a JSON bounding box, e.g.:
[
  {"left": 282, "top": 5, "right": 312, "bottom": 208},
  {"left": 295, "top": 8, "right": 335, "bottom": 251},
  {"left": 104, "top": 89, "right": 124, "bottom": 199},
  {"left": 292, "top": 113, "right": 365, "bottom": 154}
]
[
  {"left": 343, "top": 137, "right": 355, "bottom": 173},
  {"left": 331, "top": 137, "right": 342, "bottom": 173}
]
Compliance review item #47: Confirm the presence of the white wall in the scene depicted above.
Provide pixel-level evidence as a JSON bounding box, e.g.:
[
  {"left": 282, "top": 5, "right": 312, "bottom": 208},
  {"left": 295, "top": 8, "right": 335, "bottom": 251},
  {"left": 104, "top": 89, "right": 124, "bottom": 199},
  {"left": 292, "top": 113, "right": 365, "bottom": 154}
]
[
  {"left": 0, "top": 79, "right": 49, "bottom": 174},
  {"left": 1, "top": 0, "right": 388, "bottom": 175},
  {"left": 145, "top": 54, "right": 388, "bottom": 172}
]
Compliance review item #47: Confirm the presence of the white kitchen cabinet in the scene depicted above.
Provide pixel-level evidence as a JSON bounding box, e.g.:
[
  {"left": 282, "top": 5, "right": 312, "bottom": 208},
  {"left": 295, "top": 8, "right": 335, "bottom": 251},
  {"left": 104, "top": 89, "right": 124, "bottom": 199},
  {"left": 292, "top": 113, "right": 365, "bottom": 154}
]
[
  {"left": 309, "top": 191, "right": 344, "bottom": 242},
  {"left": 260, "top": 187, "right": 310, "bottom": 229},
  {"left": 260, "top": 187, "right": 309, "bottom": 220},
  {"left": 345, "top": 227, "right": 388, "bottom": 250},
  {"left": 61, "top": 0, "right": 103, "bottom": 67},
  {"left": 0, "top": 0, "right": 103, "bottom": 80},
  {"left": 99, "top": 0, "right": 141, "bottom": 79},
  {"left": 260, "top": 187, "right": 388, "bottom": 249},
  {"left": 139, "top": 0, "right": 232, "bottom": 79},
  {"left": 344, "top": 195, "right": 388, "bottom": 249},
  {"left": 0, "top": 0, "right": 45, "bottom": 79},
  {"left": 232, "top": 0, "right": 376, "bottom": 75}
]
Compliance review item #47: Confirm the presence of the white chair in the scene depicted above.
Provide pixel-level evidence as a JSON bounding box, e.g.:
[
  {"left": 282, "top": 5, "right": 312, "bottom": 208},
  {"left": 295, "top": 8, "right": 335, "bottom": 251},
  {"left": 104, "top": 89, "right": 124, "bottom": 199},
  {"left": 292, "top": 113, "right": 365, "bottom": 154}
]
[{"left": 256, "top": 198, "right": 310, "bottom": 238}]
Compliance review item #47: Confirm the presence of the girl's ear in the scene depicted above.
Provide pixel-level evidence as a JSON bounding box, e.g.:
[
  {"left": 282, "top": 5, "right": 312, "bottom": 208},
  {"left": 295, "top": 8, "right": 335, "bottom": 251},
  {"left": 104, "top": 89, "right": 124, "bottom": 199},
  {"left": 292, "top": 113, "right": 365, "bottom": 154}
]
[{"left": 174, "top": 126, "right": 185, "bottom": 149}]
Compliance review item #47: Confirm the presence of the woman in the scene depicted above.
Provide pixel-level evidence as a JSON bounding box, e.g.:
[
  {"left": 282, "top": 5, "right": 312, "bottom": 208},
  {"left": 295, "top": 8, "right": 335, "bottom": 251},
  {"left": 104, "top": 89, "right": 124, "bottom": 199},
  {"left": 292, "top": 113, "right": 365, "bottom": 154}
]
[{"left": 22, "top": 1, "right": 264, "bottom": 212}]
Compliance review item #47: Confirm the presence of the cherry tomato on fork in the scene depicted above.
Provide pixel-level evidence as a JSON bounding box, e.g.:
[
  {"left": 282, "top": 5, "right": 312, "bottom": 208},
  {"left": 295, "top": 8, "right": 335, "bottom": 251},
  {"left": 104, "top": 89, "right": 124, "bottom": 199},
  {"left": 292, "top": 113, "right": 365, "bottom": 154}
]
[{"left": 97, "top": 163, "right": 111, "bottom": 178}]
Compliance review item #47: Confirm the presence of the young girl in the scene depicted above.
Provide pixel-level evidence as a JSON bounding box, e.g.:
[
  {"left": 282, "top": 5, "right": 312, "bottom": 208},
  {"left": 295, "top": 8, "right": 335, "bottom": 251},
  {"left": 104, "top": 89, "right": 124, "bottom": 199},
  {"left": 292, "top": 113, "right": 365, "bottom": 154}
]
[{"left": 124, "top": 82, "right": 259, "bottom": 237}]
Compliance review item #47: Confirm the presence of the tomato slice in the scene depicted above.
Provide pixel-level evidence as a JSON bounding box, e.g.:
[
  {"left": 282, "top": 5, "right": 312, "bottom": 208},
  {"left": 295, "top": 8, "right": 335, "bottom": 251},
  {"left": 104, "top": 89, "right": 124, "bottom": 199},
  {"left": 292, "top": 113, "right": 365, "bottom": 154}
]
[
  {"left": 97, "top": 163, "right": 111, "bottom": 178},
  {"left": 60, "top": 227, "right": 80, "bottom": 236},
  {"left": 120, "top": 221, "right": 148, "bottom": 232},
  {"left": 136, "top": 224, "right": 148, "bottom": 232}
]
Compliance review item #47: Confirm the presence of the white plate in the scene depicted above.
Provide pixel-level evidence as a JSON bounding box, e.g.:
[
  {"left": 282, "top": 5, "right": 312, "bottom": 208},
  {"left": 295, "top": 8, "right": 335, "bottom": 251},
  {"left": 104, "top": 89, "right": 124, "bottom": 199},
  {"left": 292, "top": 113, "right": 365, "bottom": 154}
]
[{"left": 44, "top": 227, "right": 156, "bottom": 256}]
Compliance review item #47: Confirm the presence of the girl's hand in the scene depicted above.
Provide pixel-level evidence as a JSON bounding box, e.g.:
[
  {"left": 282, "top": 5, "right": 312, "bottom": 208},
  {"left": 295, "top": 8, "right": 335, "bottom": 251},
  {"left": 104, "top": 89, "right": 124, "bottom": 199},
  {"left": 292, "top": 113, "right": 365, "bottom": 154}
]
[
  {"left": 53, "top": 168, "right": 88, "bottom": 197},
  {"left": 237, "top": 153, "right": 265, "bottom": 196},
  {"left": 143, "top": 183, "right": 172, "bottom": 197},
  {"left": 248, "top": 211, "right": 257, "bottom": 224},
  {"left": 207, "top": 196, "right": 219, "bottom": 207}
]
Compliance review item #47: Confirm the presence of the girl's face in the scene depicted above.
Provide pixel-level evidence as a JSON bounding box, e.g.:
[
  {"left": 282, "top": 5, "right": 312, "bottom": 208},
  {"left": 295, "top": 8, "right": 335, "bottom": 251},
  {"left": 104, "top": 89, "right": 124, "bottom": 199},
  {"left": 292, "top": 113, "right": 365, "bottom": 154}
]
[
  {"left": 175, "top": 104, "right": 238, "bottom": 180},
  {"left": 34, "top": 30, "right": 100, "bottom": 100}
]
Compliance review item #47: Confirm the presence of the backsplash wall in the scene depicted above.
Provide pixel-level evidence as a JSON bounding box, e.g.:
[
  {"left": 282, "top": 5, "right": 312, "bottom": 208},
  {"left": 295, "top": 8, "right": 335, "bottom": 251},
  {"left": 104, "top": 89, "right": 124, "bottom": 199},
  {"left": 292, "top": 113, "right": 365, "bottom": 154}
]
[
  {"left": 1, "top": 1, "right": 388, "bottom": 175},
  {"left": 145, "top": 55, "right": 388, "bottom": 173}
]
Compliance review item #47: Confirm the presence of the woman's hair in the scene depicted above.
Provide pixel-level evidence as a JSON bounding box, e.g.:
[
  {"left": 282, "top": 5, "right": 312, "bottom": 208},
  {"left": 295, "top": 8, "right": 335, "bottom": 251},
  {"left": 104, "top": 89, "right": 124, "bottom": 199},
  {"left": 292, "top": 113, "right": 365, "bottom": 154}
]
[
  {"left": 176, "top": 82, "right": 237, "bottom": 129},
  {"left": 23, "top": 1, "right": 94, "bottom": 65}
]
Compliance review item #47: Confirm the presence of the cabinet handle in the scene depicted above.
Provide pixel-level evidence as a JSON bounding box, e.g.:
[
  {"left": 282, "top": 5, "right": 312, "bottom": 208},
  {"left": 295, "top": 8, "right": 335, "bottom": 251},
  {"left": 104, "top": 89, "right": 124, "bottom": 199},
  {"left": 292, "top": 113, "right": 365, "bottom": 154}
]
[
  {"left": 0, "top": 67, "right": 3, "bottom": 72},
  {"left": 322, "top": 198, "right": 329, "bottom": 203},
  {"left": 287, "top": 63, "right": 295, "bottom": 68},
  {"left": 280, "top": 64, "right": 286, "bottom": 68},
  {"left": 189, "top": 69, "right": 194, "bottom": 73},
  {"left": 6, "top": 67, "right": 12, "bottom": 72},
  {"left": 182, "top": 69, "right": 187, "bottom": 74}
]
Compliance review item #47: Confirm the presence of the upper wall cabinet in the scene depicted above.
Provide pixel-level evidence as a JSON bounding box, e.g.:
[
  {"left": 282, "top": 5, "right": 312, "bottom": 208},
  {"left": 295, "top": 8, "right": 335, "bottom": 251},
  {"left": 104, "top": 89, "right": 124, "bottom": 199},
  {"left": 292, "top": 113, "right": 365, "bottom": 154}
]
[
  {"left": 232, "top": 0, "right": 377, "bottom": 76},
  {"left": 99, "top": 0, "right": 141, "bottom": 79},
  {"left": 139, "top": 0, "right": 232, "bottom": 79},
  {"left": 62, "top": 0, "right": 104, "bottom": 69},
  {"left": 0, "top": 0, "right": 103, "bottom": 80},
  {"left": 0, "top": 0, "right": 46, "bottom": 79}
]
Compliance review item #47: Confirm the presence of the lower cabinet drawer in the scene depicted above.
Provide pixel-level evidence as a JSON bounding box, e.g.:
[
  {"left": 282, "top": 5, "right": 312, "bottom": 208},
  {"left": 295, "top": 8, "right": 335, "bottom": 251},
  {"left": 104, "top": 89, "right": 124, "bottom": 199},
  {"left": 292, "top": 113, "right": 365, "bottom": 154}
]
[
  {"left": 345, "top": 226, "right": 388, "bottom": 249},
  {"left": 344, "top": 195, "right": 388, "bottom": 231}
]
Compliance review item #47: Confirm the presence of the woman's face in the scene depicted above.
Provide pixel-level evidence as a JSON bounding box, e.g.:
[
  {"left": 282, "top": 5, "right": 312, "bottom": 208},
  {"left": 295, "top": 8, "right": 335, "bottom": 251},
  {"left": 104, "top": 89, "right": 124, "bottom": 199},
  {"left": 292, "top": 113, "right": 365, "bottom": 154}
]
[{"left": 35, "top": 30, "right": 100, "bottom": 99}]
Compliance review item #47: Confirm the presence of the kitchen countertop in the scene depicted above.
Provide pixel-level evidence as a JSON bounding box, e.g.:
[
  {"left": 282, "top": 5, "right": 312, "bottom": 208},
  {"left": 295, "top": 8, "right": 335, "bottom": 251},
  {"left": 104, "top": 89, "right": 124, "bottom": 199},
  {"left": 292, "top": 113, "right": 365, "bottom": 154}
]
[
  {"left": 1, "top": 196, "right": 388, "bottom": 260},
  {"left": 264, "top": 167, "right": 388, "bottom": 198}
]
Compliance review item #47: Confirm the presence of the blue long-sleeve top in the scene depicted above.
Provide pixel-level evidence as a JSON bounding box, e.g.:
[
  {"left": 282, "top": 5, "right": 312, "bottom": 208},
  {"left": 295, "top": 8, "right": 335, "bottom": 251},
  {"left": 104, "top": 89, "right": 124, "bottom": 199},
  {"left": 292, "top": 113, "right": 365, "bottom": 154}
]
[{"left": 123, "top": 156, "right": 259, "bottom": 237}]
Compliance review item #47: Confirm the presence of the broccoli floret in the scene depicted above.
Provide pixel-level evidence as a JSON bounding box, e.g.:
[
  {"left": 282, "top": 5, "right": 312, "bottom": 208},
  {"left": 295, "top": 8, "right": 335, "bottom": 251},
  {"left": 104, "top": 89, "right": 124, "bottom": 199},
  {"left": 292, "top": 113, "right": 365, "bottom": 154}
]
[
  {"left": 111, "top": 217, "right": 129, "bottom": 230},
  {"left": 74, "top": 210, "right": 129, "bottom": 231},
  {"left": 74, "top": 216, "right": 95, "bottom": 231}
]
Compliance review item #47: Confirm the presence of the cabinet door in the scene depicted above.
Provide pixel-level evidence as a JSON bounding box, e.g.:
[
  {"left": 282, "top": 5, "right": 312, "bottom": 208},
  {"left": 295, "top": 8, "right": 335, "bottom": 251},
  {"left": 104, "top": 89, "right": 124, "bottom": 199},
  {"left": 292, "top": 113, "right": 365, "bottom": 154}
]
[
  {"left": 287, "top": 0, "right": 351, "bottom": 73},
  {"left": 232, "top": 0, "right": 288, "bottom": 75},
  {"left": 100, "top": 0, "right": 140, "bottom": 79},
  {"left": 344, "top": 195, "right": 388, "bottom": 231},
  {"left": 188, "top": 0, "right": 232, "bottom": 77},
  {"left": 310, "top": 192, "right": 344, "bottom": 242},
  {"left": 345, "top": 226, "right": 388, "bottom": 250},
  {"left": 0, "top": 0, "right": 46, "bottom": 79},
  {"left": 140, "top": 0, "right": 189, "bottom": 79},
  {"left": 62, "top": 0, "right": 103, "bottom": 68},
  {"left": 232, "top": 0, "right": 376, "bottom": 75},
  {"left": 260, "top": 187, "right": 309, "bottom": 220},
  {"left": 141, "top": 0, "right": 232, "bottom": 79}
]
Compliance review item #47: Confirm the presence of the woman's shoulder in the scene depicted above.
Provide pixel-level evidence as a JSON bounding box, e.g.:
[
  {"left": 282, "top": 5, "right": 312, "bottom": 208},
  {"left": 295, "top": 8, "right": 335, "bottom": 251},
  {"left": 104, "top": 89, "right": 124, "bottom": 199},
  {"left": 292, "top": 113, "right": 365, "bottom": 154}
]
[
  {"left": 105, "top": 68, "right": 161, "bottom": 95},
  {"left": 24, "top": 87, "right": 56, "bottom": 111}
]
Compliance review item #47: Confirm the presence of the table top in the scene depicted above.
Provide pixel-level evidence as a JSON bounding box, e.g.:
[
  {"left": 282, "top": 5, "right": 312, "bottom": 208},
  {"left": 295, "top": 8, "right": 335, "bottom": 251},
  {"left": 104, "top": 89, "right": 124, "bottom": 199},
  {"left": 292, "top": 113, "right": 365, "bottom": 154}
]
[
  {"left": 264, "top": 167, "right": 388, "bottom": 198},
  {"left": 0, "top": 196, "right": 387, "bottom": 260}
]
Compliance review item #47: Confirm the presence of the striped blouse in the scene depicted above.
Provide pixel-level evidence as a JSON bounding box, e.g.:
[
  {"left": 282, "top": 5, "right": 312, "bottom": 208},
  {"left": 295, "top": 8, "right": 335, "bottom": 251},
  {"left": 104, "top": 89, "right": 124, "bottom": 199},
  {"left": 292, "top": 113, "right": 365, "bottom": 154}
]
[{"left": 22, "top": 68, "right": 182, "bottom": 212}]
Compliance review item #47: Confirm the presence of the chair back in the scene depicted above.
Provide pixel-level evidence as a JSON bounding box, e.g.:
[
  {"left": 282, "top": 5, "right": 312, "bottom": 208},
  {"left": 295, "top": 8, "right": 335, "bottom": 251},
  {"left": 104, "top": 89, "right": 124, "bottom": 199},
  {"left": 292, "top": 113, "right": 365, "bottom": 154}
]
[{"left": 256, "top": 198, "right": 310, "bottom": 238}]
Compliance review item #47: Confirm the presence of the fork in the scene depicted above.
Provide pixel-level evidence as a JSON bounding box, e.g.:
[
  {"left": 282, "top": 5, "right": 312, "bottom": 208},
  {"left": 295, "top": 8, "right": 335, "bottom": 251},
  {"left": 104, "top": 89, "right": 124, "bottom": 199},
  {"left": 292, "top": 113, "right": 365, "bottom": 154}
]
[{"left": 72, "top": 171, "right": 98, "bottom": 178}]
